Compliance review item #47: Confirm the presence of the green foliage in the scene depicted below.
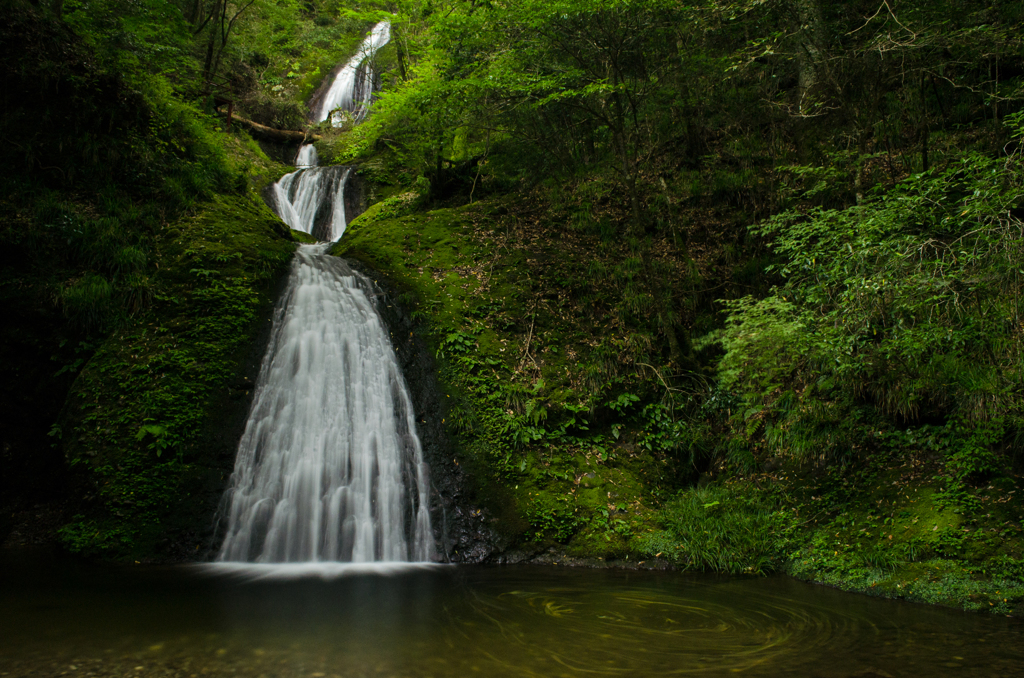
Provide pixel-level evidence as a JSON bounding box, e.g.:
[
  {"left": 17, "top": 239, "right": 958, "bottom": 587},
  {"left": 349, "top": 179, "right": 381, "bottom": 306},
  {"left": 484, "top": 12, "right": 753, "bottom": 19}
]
[
  {"left": 135, "top": 424, "right": 175, "bottom": 458},
  {"left": 57, "top": 516, "right": 134, "bottom": 558},
  {"left": 525, "top": 493, "right": 583, "bottom": 542},
  {"left": 59, "top": 192, "right": 294, "bottom": 558},
  {"left": 347, "top": 0, "right": 718, "bottom": 215},
  {"left": 714, "top": 119, "right": 1024, "bottom": 473},
  {"left": 714, "top": 297, "right": 807, "bottom": 396},
  {"left": 1, "top": 4, "right": 239, "bottom": 197},
  {"left": 633, "top": 401, "right": 709, "bottom": 473},
  {"left": 0, "top": 3, "right": 255, "bottom": 349},
  {"left": 638, "top": 485, "right": 796, "bottom": 575}
]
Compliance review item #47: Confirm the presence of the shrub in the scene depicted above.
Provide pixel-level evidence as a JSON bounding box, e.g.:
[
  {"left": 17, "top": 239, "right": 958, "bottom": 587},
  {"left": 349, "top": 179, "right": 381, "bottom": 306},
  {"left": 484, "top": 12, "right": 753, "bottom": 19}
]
[{"left": 638, "top": 484, "right": 796, "bottom": 574}]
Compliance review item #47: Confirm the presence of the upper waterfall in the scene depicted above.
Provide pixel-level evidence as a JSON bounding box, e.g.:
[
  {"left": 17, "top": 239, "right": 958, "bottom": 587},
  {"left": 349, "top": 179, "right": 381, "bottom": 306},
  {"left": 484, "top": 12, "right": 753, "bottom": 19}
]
[
  {"left": 314, "top": 21, "right": 391, "bottom": 126},
  {"left": 295, "top": 144, "right": 319, "bottom": 168}
]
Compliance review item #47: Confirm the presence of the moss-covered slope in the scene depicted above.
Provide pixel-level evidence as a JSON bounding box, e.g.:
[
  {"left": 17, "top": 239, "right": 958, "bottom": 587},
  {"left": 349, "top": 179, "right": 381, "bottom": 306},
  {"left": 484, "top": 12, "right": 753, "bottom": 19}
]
[
  {"left": 332, "top": 179, "right": 1024, "bottom": 613},
  {"left": 332, "top": 191, "right": 699, "bottom": 561},
  {"left": 57, "top": 188, "right": 298, "bottom": 560}
]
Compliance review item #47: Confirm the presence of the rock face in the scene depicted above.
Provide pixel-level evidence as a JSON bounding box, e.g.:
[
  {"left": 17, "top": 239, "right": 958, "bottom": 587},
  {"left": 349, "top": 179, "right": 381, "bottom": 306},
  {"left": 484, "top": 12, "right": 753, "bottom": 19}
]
[
  {"left": 343, "top": 169, "right": 368, "bottom": 226},
  {"left": 193, "top": 268, "right": 294, "bottom": 562},
  {"left": 347, "top": 260, "right": 502, "bottom": 563}
]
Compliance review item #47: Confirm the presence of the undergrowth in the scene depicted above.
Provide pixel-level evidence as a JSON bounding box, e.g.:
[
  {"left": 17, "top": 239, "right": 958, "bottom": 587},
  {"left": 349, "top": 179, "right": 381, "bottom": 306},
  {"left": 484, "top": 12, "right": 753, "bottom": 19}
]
[
  {"left": 637, "top": 484, "right": 797, "bottom": 575},
  {"left": 57, "top": 191, "right": 295, "bottom": 558},
  {"left": 334, "top": 190, "right": 696, "bottom": 556}
]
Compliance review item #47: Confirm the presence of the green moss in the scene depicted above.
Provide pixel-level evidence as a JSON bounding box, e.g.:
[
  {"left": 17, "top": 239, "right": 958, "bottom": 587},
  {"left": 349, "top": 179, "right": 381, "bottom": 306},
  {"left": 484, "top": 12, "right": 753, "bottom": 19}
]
[
  {"left": 291, "top": 229, "right": 318, "bottom": 244},
  {"left": 331, "top": 195, "right": 688, "bottom": 553},
  {"left": 59, "top": 189, "right": 295, "bottom": 560},
  {"left": 763, "top": 448, "right": 1024, "bottom": 614}
]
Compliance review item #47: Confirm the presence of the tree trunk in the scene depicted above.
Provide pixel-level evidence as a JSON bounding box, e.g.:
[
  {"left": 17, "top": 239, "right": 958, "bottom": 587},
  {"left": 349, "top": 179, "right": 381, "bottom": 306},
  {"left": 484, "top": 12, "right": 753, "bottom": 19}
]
[
  {"left": 792, "top": 0, "right": 826, "bottom": 114},
  {"left": 395, "top": 31, "right": 409, "bottom": 81},
  {"left": 203, "top": 32, "right": 217, "bottom": 86},
  {"left": 188, "top": 0, "right": 202, "bottom": 26},
  {"left": 920, "top": 75, "right": 930, "bottom": 172},
  {"left": 215, "top": 107, "right": 321, "bottom": 143},
  {"left": 201, "top": 0, "right": 222, "bottom": 86}
]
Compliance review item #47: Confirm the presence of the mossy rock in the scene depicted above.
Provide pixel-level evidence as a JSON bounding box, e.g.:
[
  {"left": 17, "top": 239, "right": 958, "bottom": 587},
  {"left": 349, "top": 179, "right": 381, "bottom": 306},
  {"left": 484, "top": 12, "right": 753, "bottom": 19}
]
[
  {"left": 59, "top": 190, "right": 295, "bottom": 561},
  {"left": 331, "top": 195, "right": 684, "bottom": 556}
]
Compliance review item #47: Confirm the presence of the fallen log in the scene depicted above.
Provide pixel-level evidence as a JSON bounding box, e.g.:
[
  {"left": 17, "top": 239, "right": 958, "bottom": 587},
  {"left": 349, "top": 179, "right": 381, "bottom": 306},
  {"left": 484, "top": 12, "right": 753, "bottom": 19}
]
[{"left": 215, "top": 106, "right": 321, "bottom": 144}]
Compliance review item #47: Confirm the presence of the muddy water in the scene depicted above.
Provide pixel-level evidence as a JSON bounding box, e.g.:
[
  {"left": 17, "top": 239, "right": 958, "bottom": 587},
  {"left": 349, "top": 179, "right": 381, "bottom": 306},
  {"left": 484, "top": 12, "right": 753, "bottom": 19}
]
[{"left": 1, "top": 552, "right": 1021, "bottom": 677}]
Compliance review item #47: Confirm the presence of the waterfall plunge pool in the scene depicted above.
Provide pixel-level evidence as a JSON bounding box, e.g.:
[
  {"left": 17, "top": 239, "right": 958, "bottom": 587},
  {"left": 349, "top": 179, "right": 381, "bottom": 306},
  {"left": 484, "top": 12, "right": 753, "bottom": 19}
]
[{"left": 2, "top": 551, "right": 1022, "bottom": 677}]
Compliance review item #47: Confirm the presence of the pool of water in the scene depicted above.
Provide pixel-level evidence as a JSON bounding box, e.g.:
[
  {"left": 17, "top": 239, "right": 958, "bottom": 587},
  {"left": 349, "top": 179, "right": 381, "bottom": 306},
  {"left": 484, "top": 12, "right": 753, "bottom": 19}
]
[{"left": 1, "top": 552, "right": 1022, "bottom": 677}]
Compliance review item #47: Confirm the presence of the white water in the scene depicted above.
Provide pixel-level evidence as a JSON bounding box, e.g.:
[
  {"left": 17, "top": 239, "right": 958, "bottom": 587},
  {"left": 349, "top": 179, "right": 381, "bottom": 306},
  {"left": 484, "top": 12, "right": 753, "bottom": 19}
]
[
  {"left": 270, "top": 149, "right": 350, "bottom": 240},
  {"left": 197, "top": 561, "right": 440, "bottom": 581},
  {"left": 295, "top": 144, "right": 318, "bottom": 168},
  {"left": 314, "top": 21, "right": 391, "bottom": 125},
  {"left": 217, "top": 245, "right": 435, "bottom": 563},
  {"left": 271, "top": 21, "right": 392, "bottom": 237},
  {"left": 218, "top": 92, "right": 435, "bottom": 564}
]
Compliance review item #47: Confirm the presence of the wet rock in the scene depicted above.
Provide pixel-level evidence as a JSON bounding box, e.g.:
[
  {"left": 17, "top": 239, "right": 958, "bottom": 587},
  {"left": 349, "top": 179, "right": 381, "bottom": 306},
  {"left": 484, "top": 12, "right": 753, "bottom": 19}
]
[
  {"left": 180, "top": 267, "right": 292, "bottom": 563},
  {"left": 230, "top": 378, "right": 254, "bottom": 391},
  {"left": 347, "top": 260, "right": 501, "bottom": 563}
]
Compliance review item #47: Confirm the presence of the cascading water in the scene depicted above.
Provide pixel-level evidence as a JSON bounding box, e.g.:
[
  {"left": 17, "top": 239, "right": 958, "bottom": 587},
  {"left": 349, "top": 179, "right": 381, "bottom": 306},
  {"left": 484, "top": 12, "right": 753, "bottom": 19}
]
[
  {"left": 215, "top": 26, "right": 435, "bottom": 564},
  {"left": 217, "top": 246, "right": 434, "bottom": 563},
  {"left": 268, "top": 21, "right": 391, "bottom": 239},
  {"left": 268, "top": 146, "right": 351, "bottom": 241},
  {"left": 296, "top": 144, "right": 319, "bottom": 168},
  {"left": 314, "top": 21, "right": 391, "bottom": 126}
]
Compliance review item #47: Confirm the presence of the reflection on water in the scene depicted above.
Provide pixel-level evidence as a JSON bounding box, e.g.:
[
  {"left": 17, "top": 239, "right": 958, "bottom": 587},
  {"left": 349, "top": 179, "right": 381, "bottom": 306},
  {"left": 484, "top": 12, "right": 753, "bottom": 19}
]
[
  {"left": 1, "top": 551, "right": 1022, "bottom": 677},
  {"left": 198, "top": 562, "right": 443, "bottom": 581}
]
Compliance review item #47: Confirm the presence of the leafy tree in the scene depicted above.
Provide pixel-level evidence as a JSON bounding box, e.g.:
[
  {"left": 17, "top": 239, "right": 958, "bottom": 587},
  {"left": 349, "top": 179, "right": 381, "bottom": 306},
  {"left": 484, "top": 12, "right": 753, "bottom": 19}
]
[
  {"left": 716, "top": 113, "right": 1024, "bottom": 467},
  {"left": 191, "top": 0, "right": 259, "bottom": 87}
]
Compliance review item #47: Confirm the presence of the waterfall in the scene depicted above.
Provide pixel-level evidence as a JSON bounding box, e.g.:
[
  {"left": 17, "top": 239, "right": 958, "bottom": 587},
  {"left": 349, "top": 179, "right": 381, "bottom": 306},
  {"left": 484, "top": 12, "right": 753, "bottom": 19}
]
[
  {"left": 217, "top": 92, "right": 435, "bottom": 564},
  {"left": 269, "top": 149, "right": 350, "bottom": 241},
  {"left": 296, "top": 144, "right": 319, "bottom": 168},
  {"left": 267, "top": 21, "right": 392, "bottom": 239},
  {"left": 314, "top": 21, "right": 391, "bottom": 126},
  {"left": 217, "top": 246, "right": 434, "bottom": 563}
]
